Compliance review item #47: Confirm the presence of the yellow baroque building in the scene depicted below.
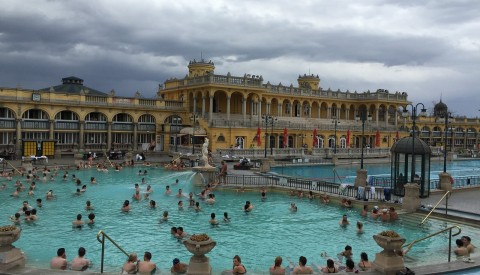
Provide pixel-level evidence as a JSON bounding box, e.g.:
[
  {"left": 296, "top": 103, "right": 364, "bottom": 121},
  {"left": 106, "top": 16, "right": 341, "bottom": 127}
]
[
  {"left": 161, "top": 59, "right": 466, "bottom": 158},
  {"left": 1, "top": 60, "right": 479, "bottom": 160}
]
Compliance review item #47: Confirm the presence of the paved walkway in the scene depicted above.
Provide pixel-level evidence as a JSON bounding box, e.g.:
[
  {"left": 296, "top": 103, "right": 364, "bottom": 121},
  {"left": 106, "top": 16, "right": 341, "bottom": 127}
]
[{"left": 421, "top": 188, "right": 480, "bottom": 216}]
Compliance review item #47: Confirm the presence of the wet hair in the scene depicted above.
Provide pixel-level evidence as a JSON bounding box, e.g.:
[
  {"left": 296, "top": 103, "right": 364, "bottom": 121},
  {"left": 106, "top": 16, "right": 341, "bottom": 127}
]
[
  {"left": 78, "top": 247, "right": 86, "bottom": 257},
  {"left": 123, "top": 200, "right": 129, "bottom": 206},
  {"left": 456, "top": 239, "right": 464, "bottom": 247},
  {"left": 462, "top": 236, "right": 471, "bottom": 242},
  {"left": 171, "top": 227, "right": 177, "bottom": 233},
  {"left": 76, "top": 214, "right": 82, "bottom": 220},
  {"left": 360, "top": 252, "right": 368, "bottom": 261},
  {"left": 88, "top": 213, "right": 95, "bottom": 220},
  {"left": 144, "top": 251, "right": 152, "bottom": 260},
  {"left": 233, "top": 255, "right": 241, "bottom": 263},
  {"left": 57, "top": 248, "right": 65, "bottom": 256},
  {"left": 128, "top": 253, "right": 137, "bottom": 262},
  {"left": 25, "top": 210, "right": 31, "bottom": 216},
  {"left": 36, "top": 198, "right": 42, "bottom": 203},
  {"left": 14, "top": 213, "right": 21, "bottom": 219},
  {"left": 224, "top": 212, "right": 229, "bottom": 218},
  {"left": 177, "top": 226, "right": 183, "bottom": 232},
  {"left": 211, "top": 213, "right": 216, "bottom": 219},
  {"left": 299, "top": 256, "right": 307, "bottom": 266},
  {"left": 31, "top": 209, "right": 37, "bottom": 215},
  {"left": 345, "top": 245, "right": 352, "bottom": 251},
  {"left": 163, "top": 211, "right": 168, "bottom": 217},
  {"left": 346, "top": 259, "right": 355, "bottom": 269},
  {"left": 274, "top": 256, "right": 282, "bottom": 267},
  {"left": 150, "top": 200, "right": 156, "bottom": 207},
  {"left": 327, "top": 259, "right": 334, "bottom": 268},
  {"left": 86, "top": 200, "right": 91, "bottom": 206}
]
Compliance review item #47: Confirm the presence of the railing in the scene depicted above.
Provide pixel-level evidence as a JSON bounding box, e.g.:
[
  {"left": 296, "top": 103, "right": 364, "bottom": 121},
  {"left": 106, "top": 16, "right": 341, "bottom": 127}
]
[
  {"left": 54, "top": 121, "right": 80, "bottom": 130},
  {"left": 85, "top": 122, "right": 108, "bottom": 130},
  {"left": 112, "top": 123, "right": 134, "bottom": 131},
  {"left": 223, "top": 174, "right": 399, "bottom": 201},
  {"left": 96, "top": 230, "right": 129, "bottom": 273},
  {"left": 403, "top": 225, "right": 461, "bottom": 262},
  {"left": 0, "top": 119, "right": 16, "bottom": 129},
  {"left": 420, "top": 191, "right": 451, "bottom": 225}
]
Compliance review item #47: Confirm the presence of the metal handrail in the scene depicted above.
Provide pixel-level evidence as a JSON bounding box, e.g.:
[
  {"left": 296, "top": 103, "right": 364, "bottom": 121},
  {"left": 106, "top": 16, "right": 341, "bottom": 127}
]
[
  {"left": 97, "top": 230, "right": 129, "bottom": 273},
  {"left": 419, "top": 190, "right": 451, "bottom": 225},
  {"left": 403, "top": 225, "right": 461, "bottom": 262}
]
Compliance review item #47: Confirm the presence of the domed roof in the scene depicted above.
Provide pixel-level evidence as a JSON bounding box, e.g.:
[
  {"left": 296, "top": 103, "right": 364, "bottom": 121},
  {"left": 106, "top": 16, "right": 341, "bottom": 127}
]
[
  {"left": 390, "top": 137, "right": 432, "bottom": 154},
  {"left": 433, "top": 100, "right": 448, "bottom": 117}
]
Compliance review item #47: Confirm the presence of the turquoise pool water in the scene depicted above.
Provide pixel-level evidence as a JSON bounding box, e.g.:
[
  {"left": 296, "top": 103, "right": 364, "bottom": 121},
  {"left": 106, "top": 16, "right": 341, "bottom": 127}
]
[
  {"left": 271, "top": 159, "right": 480, "bottom": 184},
  {"left": 1, "top": 167, "right": 479, "bottom": 273}
]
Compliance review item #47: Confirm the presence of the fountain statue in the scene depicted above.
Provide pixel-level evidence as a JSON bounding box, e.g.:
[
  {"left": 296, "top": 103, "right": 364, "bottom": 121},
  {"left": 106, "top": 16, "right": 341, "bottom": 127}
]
[
  {"left": 191, "top": 138, "right": 218, "bottom": 186},
  {"left": 201, "top": 138, "right": 213, "bottom": 168}
]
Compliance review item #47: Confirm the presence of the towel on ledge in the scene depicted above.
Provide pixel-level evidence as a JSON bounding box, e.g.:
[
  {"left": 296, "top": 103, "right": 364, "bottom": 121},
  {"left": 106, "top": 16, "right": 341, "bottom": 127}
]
[
  {"left": 370, "top": 186, "right": 376, "bottom": 195},
  {"left": 357, "top": 186, "right": 365, "bottom": 199},
  {"left": 339, "top": 184, "right": 348, "bottom": 194}
]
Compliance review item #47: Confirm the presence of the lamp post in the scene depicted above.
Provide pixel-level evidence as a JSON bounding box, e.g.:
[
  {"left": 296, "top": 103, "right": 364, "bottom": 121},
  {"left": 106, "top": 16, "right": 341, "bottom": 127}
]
[
  {"left": 402, "top": 103, "right": 427, "bottom": 183},
  {"left": 355, "top": 111, "right": 372, "bottom": 169},
  {"left": 262, "top": 115, "right": 276, "bottom": 158},
  {"left": 191, "top": 113, "right": 198, "bottom": 155},
  {"left": 354, "top": 110, "right": 372, "bottom": 188},
  {"left": 441, "top": 110, "right": 453, "bottom": 173},
  {"left": 332, "top": 116, "right": 339, "bottom": 154}
]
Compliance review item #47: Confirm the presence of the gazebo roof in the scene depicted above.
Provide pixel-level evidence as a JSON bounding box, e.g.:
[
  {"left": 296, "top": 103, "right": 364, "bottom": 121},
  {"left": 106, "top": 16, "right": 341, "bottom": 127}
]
[{"left": 390, "top": 137, "right": 432, "bottom": 154}]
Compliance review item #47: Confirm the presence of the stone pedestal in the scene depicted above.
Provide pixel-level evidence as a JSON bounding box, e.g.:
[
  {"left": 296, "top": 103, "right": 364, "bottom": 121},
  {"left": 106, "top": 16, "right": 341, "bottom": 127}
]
[
  {"left": 0, "top": 227, "right": 25, "bottom": 272},
  {"left": 439, "top": 172, "right": 453, "bottom": 192},
  {"left": 184, "top": 235, "right": 216, "bottom": 275},
  {"left": 260, "top": 158, "right": 273, "bottom": 173},
  {"left": 403, "top": 183, "right": 420, "bottom": 213},
  {"left": 124, "top": 151, "right": 133, "bottom": 162},
  {"left": 372, "top": 233, "right": 406, "bottom": 275},
  {"left": 0, "top": 247, "right": 26, "bottom": 271},
  {"left": 332, "top": 155, "right": 338, "bottom": 165},
  {"left": 192, "top": 167, "right": 218, "bottom": 186},
  {"left": 354, "top": 169, "right": 367, "bottom": 188}
]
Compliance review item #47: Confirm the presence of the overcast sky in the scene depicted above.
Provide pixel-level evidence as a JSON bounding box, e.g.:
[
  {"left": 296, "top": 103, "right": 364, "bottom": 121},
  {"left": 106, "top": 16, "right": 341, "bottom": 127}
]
[{"left": 1, "top": 0, "right": 479, "bottom": 117}]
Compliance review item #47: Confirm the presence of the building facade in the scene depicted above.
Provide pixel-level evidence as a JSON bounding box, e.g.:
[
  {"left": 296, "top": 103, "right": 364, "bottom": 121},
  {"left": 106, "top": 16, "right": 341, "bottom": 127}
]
[{"left": 0, "top": 60, "right": 479, "bottom": 160}]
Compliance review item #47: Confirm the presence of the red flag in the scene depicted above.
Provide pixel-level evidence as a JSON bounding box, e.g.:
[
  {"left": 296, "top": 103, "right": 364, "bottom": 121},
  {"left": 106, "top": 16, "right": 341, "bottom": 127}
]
[
  {"left": 283, "top": 128, "right": 288, "bottom": 148},
  {"left": 375, "top": 129, "right": 380, "bottom": 147},
  {"left": 346, "top": 129, "right": 350, "bottom": 147},
  {"left": 256, "top": 127, "right": 261, "bottom": 146},
  {"left": 313, "top": 128, "right": 318, "bottom": 147},
  {"left": 395, "top": 131, "right": 399, "bottom": 141}
]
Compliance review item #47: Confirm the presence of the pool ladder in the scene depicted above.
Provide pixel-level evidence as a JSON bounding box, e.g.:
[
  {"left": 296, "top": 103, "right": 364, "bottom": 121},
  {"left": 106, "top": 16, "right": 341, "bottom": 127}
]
[
  {"left": 403, "top": 224, "right": 461, "bottom": 262},
  {"left": 419, "top": 190, "right": 451, "bottom": 225},
  {"left": 97, "top": 230, "right": 129, "bottom": 273}
]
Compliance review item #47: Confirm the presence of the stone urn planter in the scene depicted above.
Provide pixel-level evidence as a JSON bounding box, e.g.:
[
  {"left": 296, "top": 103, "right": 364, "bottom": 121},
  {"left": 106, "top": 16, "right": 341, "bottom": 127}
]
[
  {"left": 0, "top": 226, "right": 21, "bottom": 252},
  {"left": 372, "top": 230, "right": 406, "bottom": 275},
  {"left": 373, "top": 230, "right": 406, "bottom": 256},
  {"left": 183, "top": 234, "right": 216, "bottom": 275},
  {"left": 0, "top": 225, "right": 25, "bottom": 271}
]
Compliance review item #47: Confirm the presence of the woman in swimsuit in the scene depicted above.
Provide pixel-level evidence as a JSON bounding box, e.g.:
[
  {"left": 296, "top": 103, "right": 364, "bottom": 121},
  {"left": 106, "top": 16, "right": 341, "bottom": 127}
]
[
  {"left": 232, "top": 255, "right": 246, "bottom": 274},
  {"left": 357, "top": 252, "right": 372, "bottom": 271},
  {"left": 322, "top": 259, "right": 338, "bottom": 273}
]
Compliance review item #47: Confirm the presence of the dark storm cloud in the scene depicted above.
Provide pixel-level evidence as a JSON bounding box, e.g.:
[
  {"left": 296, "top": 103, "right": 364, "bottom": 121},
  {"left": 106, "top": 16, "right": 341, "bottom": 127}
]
[{"left": 0, "top": 0, "right": 479, "bottom": 116}]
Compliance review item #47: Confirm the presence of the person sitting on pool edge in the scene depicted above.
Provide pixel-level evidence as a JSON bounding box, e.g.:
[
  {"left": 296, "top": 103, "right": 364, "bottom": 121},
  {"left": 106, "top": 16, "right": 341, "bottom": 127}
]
[
  {"left": 71, "top": 247, "right": 92, "bottom": 271},
  {"left": 322, "top": 259, "right": 338, "bottom": 273},
  {"left": 269, "top": 256, "right": 285, "bottom": 275},
  {"left": 122, "top": 253, "right": 139, "bottom": 274},
  {"left": 138, "top": 251, "right": 157, "bottom": 275},
  {"left": 50, "top": 247, "right": 68, "bottom": 270},
  {"left": 293, "top": 255, "right": 313, "bottom": 274},
  {"left": 171, "top": 257, "right": 188, "bottom": 274}
]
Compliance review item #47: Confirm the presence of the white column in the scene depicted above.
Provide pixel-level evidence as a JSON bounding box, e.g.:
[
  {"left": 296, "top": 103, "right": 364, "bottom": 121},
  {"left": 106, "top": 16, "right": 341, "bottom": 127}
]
[
  {"left": 227, "top": 96, "right": 231, "bottom": 121},
  {"left": 201, "top": 96, "right": 206, "bottom": 118},
  {"left": 209, "top": 96, "right": 213, "bottom": 122}
]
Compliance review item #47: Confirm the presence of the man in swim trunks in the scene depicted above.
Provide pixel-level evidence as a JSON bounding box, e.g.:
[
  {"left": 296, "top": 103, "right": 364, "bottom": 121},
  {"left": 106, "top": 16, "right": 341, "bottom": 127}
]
[
  {"left": 50, "top": 248, "right": 68, "bottom": 270},
  {"left": 138, "top": 251, "right": 157, "bottom": 275},
  {"left": 293, "top": 256, "right": 313, "bottom": 274}
]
